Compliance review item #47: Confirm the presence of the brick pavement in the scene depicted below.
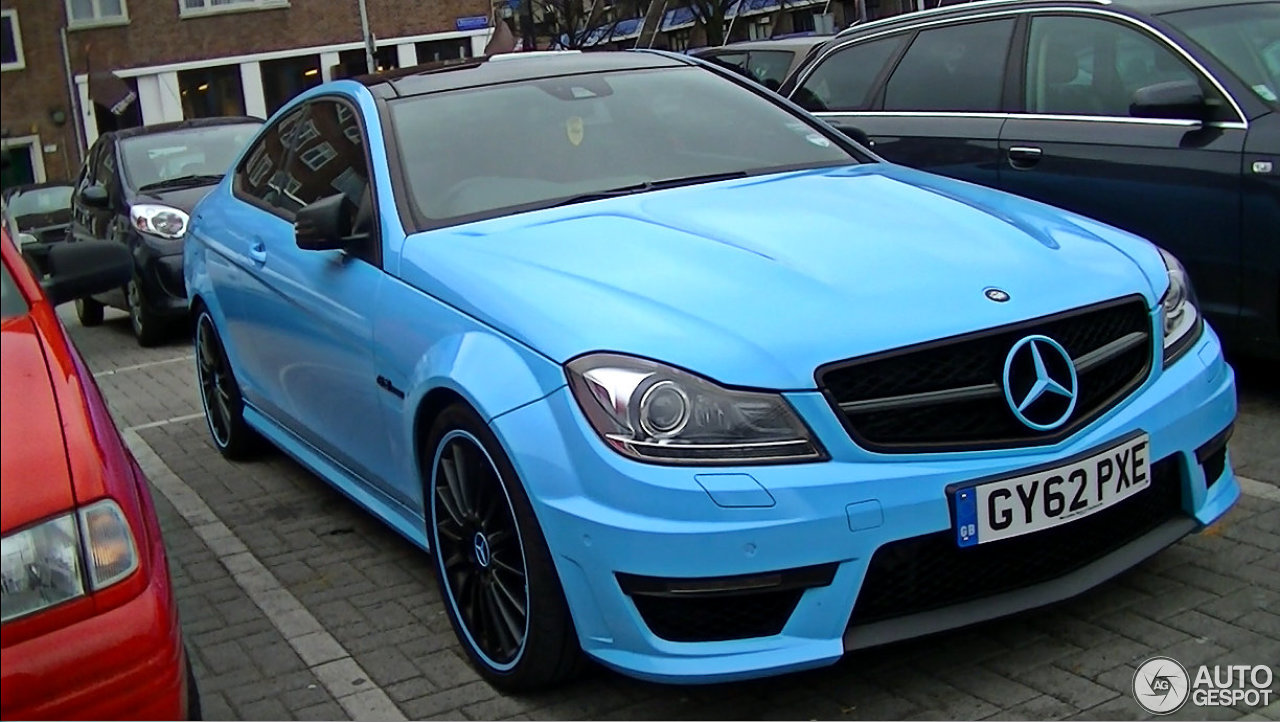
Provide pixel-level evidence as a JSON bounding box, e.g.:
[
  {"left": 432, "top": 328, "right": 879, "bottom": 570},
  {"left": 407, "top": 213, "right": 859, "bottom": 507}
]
[{"left": 65, "top": 309, "right": 1280, "bottom": 720}]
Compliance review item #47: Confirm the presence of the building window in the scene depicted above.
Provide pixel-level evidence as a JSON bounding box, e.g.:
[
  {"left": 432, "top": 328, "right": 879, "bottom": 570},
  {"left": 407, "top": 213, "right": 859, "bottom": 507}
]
[
  {"left": 180, "top": 0, "right": 288, "bottom": 17},
  {"left": 667, "top": 29, "right": 691, "bottom": 51},
  {"left": 415, "top": 38, "right": 472, "bottom": 63},
  {"left": 179, "top": 64, "right": 247, "bottom": 119},
  {"left": 261, "top": 54, "right": 322, "bottom": 116},
  {"left": 66, "top": 0, "right": 129, "bottom": 28},
  {"left": 299, "top": 142, "right": 337, "bottom": 171},
  {"left": 1, "top": 10, "right": 24, "bottom": 71},
  {"left": 748, "top": 17, "right": 772, "bottom": 40}
]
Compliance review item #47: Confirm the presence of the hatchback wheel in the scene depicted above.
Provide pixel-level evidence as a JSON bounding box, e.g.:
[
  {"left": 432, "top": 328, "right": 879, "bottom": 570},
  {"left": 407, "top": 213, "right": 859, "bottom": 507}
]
[
  {"left": 195, "top": 310, "right": 260, "bottom": 459},
  {"left": 127, "top": 276, "right": 165, "bottom": 347},
  {"left": 75, "top": 296, "right": 104, "bottom": 327},
  {"left": 426, "top": 403, "right": 581, "bottom": 691}
]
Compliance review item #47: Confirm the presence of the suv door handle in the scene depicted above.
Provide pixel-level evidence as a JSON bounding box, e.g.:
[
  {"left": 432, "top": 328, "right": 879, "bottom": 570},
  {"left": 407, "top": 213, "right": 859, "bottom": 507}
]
[
  {"left": 1007, "top": 146, "right": 1043, "bottom": 169},
  {"left": 248, "top": 240, "right": 267, "bottom": 264}
]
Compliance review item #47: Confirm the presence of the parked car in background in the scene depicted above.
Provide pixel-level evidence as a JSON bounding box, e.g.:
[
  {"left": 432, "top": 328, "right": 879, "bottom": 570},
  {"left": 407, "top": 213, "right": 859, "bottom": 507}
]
[
  {"left": 691, "top": 35, "right": 830, "bottom": 90},
  {"left": 186, "top": 51, "right": 1237, "bottom": 691},
  {"left": 0, "top": 229, "right": 198, "bottom": 719},
  {"left": 69, "top": 116, "right": 262, "bottom": 345},
  {"left": 780, "top": 0, "right": 1280, "bottom": 358},
  {"left": 2, "top": 182, "right": 75, "bottom": 276}
]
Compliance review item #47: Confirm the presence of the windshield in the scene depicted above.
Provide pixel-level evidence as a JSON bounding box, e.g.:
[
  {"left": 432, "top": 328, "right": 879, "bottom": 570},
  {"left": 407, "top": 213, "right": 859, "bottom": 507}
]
[
  {"left": 6, "top": 186, "right": 74, "bottom": 219},
  {"left": 120, "top": 123, "right": 262, "bottom": 190},
  {"left": 1164, "top": 2, "right": 1280, "bottom": 106},
  {"left": 389, "top": 66, "right": 856, "bottom": 225}
]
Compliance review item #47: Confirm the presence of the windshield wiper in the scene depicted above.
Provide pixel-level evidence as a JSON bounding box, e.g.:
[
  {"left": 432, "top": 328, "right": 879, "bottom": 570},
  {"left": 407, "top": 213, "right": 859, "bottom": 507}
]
[
  {"left": 549, "top": 171, "right": 749, "bottom": 208},
  {"left": 138, "top": 174, "right": 224, "bottom": 192}
]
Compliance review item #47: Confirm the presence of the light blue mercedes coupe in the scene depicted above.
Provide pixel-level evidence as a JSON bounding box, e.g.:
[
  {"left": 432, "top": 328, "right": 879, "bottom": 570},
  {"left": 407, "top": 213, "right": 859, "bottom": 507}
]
[{"left": 184, "top": 50, "right": 1240, "bottom": 691}]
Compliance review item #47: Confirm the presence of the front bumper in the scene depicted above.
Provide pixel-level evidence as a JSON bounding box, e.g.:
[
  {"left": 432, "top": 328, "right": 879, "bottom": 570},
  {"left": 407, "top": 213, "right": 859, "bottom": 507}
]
[
  {"left": 132, "top": 231, "right": 189, "bottom": 317},
  {"left": 490, "top": 327, "right": 1238, "bottom": 684}
]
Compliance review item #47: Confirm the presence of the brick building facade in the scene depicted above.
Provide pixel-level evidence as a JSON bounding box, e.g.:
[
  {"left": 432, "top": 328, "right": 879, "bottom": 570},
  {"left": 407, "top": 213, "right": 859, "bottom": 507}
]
[{"left": 1, "top": 0, "right": 493, "bottom": 187}]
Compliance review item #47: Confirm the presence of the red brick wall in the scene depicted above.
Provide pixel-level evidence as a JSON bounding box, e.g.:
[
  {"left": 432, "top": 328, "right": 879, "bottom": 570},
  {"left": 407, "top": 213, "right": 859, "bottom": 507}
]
[{"left": 2, "top": 0, "right": 490, "bottom": 182}]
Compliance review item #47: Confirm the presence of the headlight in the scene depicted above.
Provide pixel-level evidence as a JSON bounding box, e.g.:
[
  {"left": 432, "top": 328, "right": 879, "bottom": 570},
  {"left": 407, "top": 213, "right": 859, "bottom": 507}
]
[
  {"left": 130, "top": 204, "right": 189, "bottom": 239},
  {"left": 566, "top": 353, "right": 825, "bottom": 464},
  {"left": 0, "top": 500, "right": 139, "bottom": 624},
  {"left": 1158, "top": 248, "right": 1203, "bottom": 366}
]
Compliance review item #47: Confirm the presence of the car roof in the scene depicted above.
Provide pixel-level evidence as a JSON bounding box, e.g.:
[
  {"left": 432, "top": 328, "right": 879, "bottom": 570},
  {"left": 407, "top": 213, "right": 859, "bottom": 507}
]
[
  {"left": 832, "top": 0, "right": 1261, "bottom": 40},
  {"left": 693, "top": 36, "right": 833, "bottom": 53},
  {"left": 357, "top": 50, "right": 692, "bottom": 98},
  {"left": 105, "top": 116, "right": 263, "bottom": 142}
]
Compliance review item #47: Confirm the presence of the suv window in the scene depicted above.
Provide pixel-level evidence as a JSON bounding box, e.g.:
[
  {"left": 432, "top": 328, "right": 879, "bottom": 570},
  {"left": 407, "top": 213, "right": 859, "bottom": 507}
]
[
  {"left": 884, "top": 19, "right": 1016, "bottom": 112},
  {"left": 235, "top": 106, "right": 306, "bottom": 213},
  {"left": 794, "top": 35, "right": 907, "bottom": 111},
  {"left": 1025, "top": 15, "right": 1223, "bottom": 117}
]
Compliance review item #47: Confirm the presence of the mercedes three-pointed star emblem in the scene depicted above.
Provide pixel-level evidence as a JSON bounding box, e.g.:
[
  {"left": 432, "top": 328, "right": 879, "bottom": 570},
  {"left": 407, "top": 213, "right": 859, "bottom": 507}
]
[{"left": 1002, "top": 335, "right": 1079, "bottom": 431}]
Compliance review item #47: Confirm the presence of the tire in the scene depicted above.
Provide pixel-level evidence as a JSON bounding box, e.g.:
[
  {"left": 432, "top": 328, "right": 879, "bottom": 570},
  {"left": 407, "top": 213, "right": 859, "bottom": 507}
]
[
  {"left": 195, "top": 309, "right": 261, "bottom": 459},
  {"left": 127, "top": 275, "right": 167, "bottom": 347},
  {"left": 426, "top": 403, "right": 582, "bottom": 692},
  {"left": 184, "top": 651, "right": 203, "bottom": 721},
  {"left": 75, "top": 296, "right": 105, "bottom": 327}
]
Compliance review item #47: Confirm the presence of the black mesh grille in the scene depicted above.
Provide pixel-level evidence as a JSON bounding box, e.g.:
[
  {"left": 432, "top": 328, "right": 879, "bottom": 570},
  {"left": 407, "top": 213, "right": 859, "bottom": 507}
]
[
  {"left": 629, "top": 589, "right": 805, "bottom": 642},
  {"left": 849, "top": 455, "right": 1184, "bottom": 626},
  {"left": 818, "top": 296, "right": 1153, "bottom": 452}
]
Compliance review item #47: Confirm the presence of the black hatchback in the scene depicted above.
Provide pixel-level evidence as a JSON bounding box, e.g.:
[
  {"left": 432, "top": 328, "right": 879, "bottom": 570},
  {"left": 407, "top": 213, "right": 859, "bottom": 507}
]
[
  {"left": 781, "top": 0, "right": 1280, "bottom": 358},
  {"left": 69, "top": 117, "right": 261, "bottom": 345}
]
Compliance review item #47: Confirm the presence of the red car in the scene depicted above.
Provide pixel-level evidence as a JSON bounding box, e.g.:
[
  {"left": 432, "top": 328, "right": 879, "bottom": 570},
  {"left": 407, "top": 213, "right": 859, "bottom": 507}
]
[{"left": 0, "top": 229, "right": 198, "bottom": 720}]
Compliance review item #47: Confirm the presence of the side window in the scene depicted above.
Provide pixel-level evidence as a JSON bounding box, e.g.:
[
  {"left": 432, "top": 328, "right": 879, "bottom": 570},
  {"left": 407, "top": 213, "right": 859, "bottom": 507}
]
[
  {"left": 1024, "top": 15, "right": 1222, "bottom": 118},
  {"left": 282, "top": 99, "right": 374, "bottom": 247},
  {"left": 234, "top": 105, "right": 306, "bottom": 212},
  {"left": 745, "top": 50, "right": 794, "bottom": 90},
  {"left": 883, "top": 19, "right": 1016, "bottom": 112},
  {"left": 794, "top": 35, "right": 907, "bottom": 111}
]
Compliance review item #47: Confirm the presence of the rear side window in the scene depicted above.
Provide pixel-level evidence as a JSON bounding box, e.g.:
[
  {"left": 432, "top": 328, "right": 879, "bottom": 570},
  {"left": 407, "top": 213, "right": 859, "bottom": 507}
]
[
  {"left": 793, "top": 35, "right": 907, "bottom": 111},
  {"left": 234, "top": 106, "right": 305, "bottom": 213},
  {"left": 884, "top": 19, "right": 1016, "bottom": 112},
  {"left": 746, "top": 50, "right": 795, "bottom": 89}
]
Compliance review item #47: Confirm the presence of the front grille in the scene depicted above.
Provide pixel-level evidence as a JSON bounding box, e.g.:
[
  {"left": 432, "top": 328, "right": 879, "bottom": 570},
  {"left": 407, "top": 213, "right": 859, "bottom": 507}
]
[
  {"left": 618, "top": 564, "right": 836, "bottom": 642},
  {"left": 818, "top": 296, "right": 1153, "bottom": 452},
  {"left": 630, "top": 589, "right": 805, "bottom": 642},
  {"left": 848, "top": 454, "right": 1184, "bottom": 626}
]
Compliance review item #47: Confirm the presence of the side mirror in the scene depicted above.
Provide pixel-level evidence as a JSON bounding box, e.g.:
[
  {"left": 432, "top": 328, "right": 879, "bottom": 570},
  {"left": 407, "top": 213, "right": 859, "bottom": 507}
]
[
  {"left": 295, "top": 194, "right": 362, "bottom": 252},
  {"left": 1130, "top": 80, "right": 1209, "bottom": 122},
  {"left": 40, "top": 240, "right": 132, "bottom": 306},
  {"left": 80, "top": 185, "right": 110, "bottom": 209}
]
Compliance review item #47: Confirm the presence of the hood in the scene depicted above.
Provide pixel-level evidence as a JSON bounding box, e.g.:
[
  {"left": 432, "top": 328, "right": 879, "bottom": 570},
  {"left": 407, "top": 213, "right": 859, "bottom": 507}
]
[
  {"left": 1, "top": 316, "right": 75, "bottom": 534},
  {"left": 398, "top": 164, "right": 1168, "bottom": 390},
  {"left": 134, "top": 182, "right": 219, "bottom": 213}
]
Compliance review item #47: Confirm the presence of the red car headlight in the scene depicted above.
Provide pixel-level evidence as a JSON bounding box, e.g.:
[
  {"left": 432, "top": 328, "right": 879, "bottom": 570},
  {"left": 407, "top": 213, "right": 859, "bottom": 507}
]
[{"left": 0, "top": 500, "right": 139, "bottom": 624}]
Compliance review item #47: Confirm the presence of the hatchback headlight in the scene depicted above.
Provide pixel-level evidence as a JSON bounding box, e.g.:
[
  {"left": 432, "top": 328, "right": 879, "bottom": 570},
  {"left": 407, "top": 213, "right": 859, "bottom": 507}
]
[
  {"left": 1158, "top": 248, "right": 1202, "bottom": 366},
  {"left": 0, "top": 500, "right": 139, "bottom": 623},
  {"left": 130, "top": 204, "right": 189, "bottom": 239},
  {"left": 567, "top": 354, "right": 825, "bottom": 464}
]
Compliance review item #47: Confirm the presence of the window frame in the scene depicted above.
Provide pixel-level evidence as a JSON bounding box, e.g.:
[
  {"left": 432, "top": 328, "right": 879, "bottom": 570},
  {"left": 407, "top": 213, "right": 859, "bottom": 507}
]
[
  {"left": 178, "top": 0, "right": 289, "bottom": 20},
  {"left": 233, "top": 95, "right": 382, "bottom": 266},
  {"left": 788, "top": 6, "right": 1249, "bottom": 127},
  {"left": 65, "top": 0, "right": 129, "bottom": 30},
  {"left": 1, "top": 9, "right": 25, "bottom": 72}
]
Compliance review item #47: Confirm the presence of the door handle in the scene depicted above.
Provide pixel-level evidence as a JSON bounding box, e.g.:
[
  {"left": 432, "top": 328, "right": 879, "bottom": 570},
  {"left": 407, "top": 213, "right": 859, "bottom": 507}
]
[
  {"left": 1007, "top": 146, "right": 1043, "bottom": 169},
  {"left": 248, "top": 240, "right": 267, "bottom": 264}
]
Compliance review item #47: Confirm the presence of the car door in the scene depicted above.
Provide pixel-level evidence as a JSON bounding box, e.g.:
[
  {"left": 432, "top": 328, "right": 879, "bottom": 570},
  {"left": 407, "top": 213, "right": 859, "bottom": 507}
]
[
  {"left": 228, "top": 96, "right": 395, "bottom": 495},
  {"left": 998, "top": 13, "right": 1247, "bottom": 338},
  {"left": 791, "top": 19, "right": 1016, "bottom": 188}
]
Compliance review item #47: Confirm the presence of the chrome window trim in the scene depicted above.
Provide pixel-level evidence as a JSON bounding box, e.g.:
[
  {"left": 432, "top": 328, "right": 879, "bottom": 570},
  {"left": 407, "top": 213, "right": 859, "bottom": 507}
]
[
  {"left": 796, "top": 6, "right": 1249, "bottom": 128},
  {"left": 832, "top": 0, "right": 1111, "bottom": 39},
  {"left": 812, "top": 110, "right": 1247, "bottom": 130}
]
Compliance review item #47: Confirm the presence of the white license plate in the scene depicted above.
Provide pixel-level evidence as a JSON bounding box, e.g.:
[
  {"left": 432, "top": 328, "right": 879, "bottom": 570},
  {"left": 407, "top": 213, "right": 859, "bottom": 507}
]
[{"left": 951, "top": 433, "right": 1151, "bottom": 547}]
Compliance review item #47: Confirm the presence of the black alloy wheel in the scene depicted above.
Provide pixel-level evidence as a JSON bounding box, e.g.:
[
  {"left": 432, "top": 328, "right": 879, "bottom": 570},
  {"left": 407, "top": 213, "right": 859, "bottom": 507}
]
[{"left": 194, "top": 309, "right": 259, "bottom": 459}]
